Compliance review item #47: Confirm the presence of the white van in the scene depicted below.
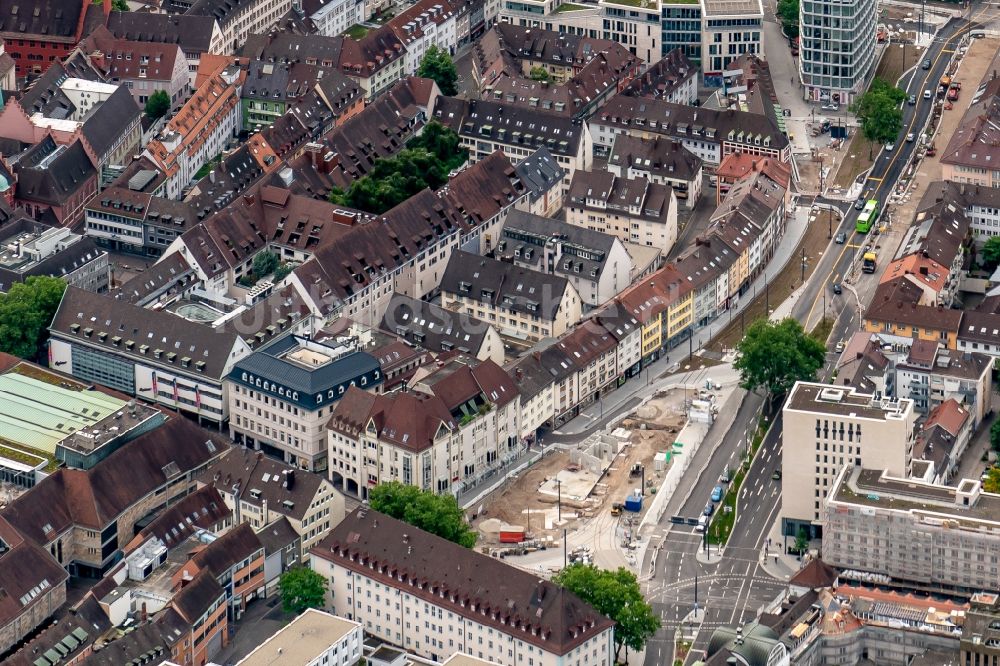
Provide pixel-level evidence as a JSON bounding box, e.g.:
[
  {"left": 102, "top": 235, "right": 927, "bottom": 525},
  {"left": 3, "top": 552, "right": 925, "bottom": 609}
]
[{"left": 695, "top": 515, "right": 709, "bottom": 533}]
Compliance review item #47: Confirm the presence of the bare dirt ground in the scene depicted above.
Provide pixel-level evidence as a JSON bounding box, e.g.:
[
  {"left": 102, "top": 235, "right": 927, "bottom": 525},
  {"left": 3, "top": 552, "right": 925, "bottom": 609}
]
[{"left": 477, "top": 390, "right": 687, "bottom": 545}]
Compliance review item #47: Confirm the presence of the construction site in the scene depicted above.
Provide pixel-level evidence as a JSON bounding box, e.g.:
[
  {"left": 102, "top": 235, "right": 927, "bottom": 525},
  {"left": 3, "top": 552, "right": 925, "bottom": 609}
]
[{"left": 474, "top": 383, "right": 720, "bottom": 570}]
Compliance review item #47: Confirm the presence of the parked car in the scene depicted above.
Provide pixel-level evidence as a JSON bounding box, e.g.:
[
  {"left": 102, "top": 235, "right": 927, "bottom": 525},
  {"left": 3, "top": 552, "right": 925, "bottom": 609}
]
[
  {"left": 822, "top": 103, "right": 839, "bottom": 111},
  {"left": 711, "top": 485, "right": 723, "bottom": 502},
  {"left": 835, "top": 231, "right": 847, "bottom": 244},
  {"left": 704, "top": 502, "right": 715, "bottom": 516}
]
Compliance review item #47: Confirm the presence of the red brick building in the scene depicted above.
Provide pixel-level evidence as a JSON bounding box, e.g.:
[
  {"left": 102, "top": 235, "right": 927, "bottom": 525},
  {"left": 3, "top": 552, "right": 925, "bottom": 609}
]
[{"left": 0, "top": 0, "right": 108, "bottom": 78}]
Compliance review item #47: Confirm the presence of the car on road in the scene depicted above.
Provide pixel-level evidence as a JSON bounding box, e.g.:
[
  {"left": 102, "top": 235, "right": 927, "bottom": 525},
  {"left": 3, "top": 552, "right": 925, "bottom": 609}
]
[
  {"left": 696, "top": 515, "right": 708, "bottom": 532},
  {"left": 907, "top": 94, "right": 916, "bottom": 105},
  {"left": 835, "top": 340, "right": 845, "bottom": 353},
  {"left": 720, "top": 470, "right": 731, "bottom": 483},
  {"left": 833, "top": 283, "right": 842, "bottom": 295},
  {"left": 924, "top": 89, "right": 932, "bottom": 99},
  {"left": 906, "top": 132, "right": 915, "bottom": 142},
  {"left": 772, "top": 470, "right": 782, "bottom": 481},
  {"left": 855, "top": 198, "right": 865, "bottom": 210},
  {"left": 821, "top": 103, "right": 839, "bottom": 111},
  {"left": 711, "top": 485, "right": 723, "bottom": 502},
  {"left": 704, "top": 502, "right": 715, "bottom": 516},
  {"left": 922, "top": 59, "right": 931, "bottom": 70},
  {"left": 884, "top": 142, "right": 895, "bottom": 152},
  {"left": 835, "top": 231, "right": 846, "bottom": 244}
]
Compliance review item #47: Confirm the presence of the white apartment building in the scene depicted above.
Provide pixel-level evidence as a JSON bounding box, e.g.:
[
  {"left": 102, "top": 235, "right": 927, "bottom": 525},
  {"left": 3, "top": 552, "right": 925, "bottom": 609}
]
[
  {"left": 310, "top": 0, "right": 366, "bottom": 37},
  {"left": 391, "top": 0, "right": 461, "bottom": 76},
  {"left": 700, "top": 0, "right": 764, "bottom": 79},
  {"left": 188, "top": 0, "right": 292, "bottom": 52},
  {"left": 311, "top": 508, "right": 615, "bottom": 666},
  {"left": 798, "top": 0, "right": 877, "bottom": 105},
  {"left": 327, "top": 358, "right": 521, "bottom": 498},
  {"left": 196, "top": 448, "right": 347, "bottom": 553},
  {"left": 226, "top": 335, "right": 383, "bottom": 472},
  {"left": 236, "top": 609, "right": 363, "bottom": 666},
  {"left": 144, "top": 65, "right": 242, "bottom": 200},
  {"left": 781, "top": 382, "right": 916, "bottom": 539}
]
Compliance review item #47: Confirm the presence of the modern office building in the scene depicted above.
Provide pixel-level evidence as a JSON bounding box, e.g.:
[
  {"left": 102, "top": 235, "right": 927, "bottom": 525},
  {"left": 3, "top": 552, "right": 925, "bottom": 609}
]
[
  {"left": 700, "top": 0, "right": 764, "bottom": 81},
  {"left": 824, "top": 466, "right": 1000, "bottom": 595},
  {"left": 781, "top": 382, "right": 916, "bottom": 539},
  {"left": 798, "top": 0, "right": 878, "bottom": 105}
]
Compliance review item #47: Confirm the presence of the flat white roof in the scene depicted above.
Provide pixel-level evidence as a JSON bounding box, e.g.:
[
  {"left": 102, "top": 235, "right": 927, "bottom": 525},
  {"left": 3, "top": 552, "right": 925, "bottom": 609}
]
[
  {"left": 61, "top": 77, "right": 120, "bottom": 95},
  {"left": 235, "top": 609, "right": 360, "bottom": 665}
]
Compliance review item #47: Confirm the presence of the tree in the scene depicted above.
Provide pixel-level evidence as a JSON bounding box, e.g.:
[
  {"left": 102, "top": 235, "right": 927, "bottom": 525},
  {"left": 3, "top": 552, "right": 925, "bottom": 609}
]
[
  {"left": 982, "top": 237, "right": 1000, "bottom": 272},
  {"left": 734, "top": 317, "right": 826, "bottom": 396},
  {"left": 417, "top": 45, "right": 458, "bottom": 96},
  {"left": 850, "top": 78, "right": 907, "bottom": 157},
  {"left": 984, "top": 468, "right": 1000, "bottom": 494},
  {"left": 252, "top": 250, "right": 280, "bottom": 278},
  {"left": 273, "top": 262, "right": 294, "bottom": 282},
  {"left": 368, "top": 482, "right": 477, "bottom": 548},
  {"left": 991, "top": 419, "right": 1000, "bottom": 453},
  {"left": 111, "top": 0, "right": 129, "bottom": 10},
  {"left": 279, "top": 567, "right": 327, "bottom": 614},
  {"left": 408, "top": 121, "right": 468, "bottom": 172},
  {"left": 776, "top": 0, "right": 799, "bottom": 38},
  {"left": 327, "top": 125, "right": 468, "bottom": 214},
  {"left": 0, "top": 276, "right": 66, "bottom": 361},
  {"left": 794, "top": 528, "right": 809, "bottom": 555},
  {"left": 553, "top": 564, "right": 660, "bottom": 662},
  {"left": 144, "top": 90, "right": 170, "bottom": 119},
  {"left": 529, "top": 65, "right": 550, "bottom": 82}
]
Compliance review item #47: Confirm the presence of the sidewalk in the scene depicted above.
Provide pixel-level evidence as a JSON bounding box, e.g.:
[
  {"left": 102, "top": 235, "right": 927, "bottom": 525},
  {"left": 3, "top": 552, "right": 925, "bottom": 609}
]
[{"left": 758, "top": 514, "right": 807, "bottom": 580}]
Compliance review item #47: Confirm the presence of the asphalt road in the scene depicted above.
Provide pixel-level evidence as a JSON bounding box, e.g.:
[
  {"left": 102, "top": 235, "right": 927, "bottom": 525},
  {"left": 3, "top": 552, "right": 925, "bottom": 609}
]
[{"left": 797, "top": 16, "right": 974, "bottom": 334}]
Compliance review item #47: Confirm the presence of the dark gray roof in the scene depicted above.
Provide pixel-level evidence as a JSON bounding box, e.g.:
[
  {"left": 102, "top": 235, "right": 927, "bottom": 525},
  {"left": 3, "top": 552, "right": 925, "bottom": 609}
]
[
  {"left": 80, "top": 86, "right": 141, "bottom": 161},
  {"left": 514, "top": 148, "right": 564, "bottom": 201},
  {"left": 113, "top": 253, "right": 193, "bottom": 305},
  {"left": 13, "top": 139, "right": 96, "bottom": 206},
  {"left": 49, "top": 286, "right": 243, "bottom": 380},
  {"left": 256, "top": 515, "right": 300, "bottom": 556},
  {"left": 106, "top": 12, "right": 218, "bottom": 55},
  {"left": 440, "top": 250, "right": 572, "bottom": 322},
  {"left": 499, "top": 209, "right": 618, "bottom": 280},
  {"left": 0, "top": 0, "right": 87, "bottom": 40},
  {"left": 0, "top": 236, "right": 105, "bottom": 290},
  {"left": 186, "top": 0, "right": 256, "bottom": 26},
  {"left": 607, "top": 133, "right": 703, "bottom": 182},
  {"left": 433, "top": 96, "right": 586, "bottom": 158},
  {"left": 229, "top": 334, "right": 381, "bottom": 406},
  {"left": 380, "top": 293, "right": 494, "bottom": 356},
  {"left": 19, "top": 63, "right": 76, "bottom": 116}
]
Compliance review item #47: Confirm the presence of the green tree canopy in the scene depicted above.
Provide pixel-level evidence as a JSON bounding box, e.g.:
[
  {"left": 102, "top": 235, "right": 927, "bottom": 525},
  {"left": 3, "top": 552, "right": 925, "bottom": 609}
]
[
  {"left": 850, "top": 78, "right": 907, "bottom": 153},
  {"left": 144, "top": 90, "right": 170, "bottom": 119},
  {"left": 734, "top": 317, "right": 827, "bottom": 395},
  {"left": 111, "top": 0, "right": 129, "bottom": 10},
  {"left": 329, "top": 123, "right": 468, "bottom": 214},
  {"left": 776, "top": 0, "right": 799, "bottom": 38},
  {"left": 990, "top": 420, "right": 1000, "bottom": 453},
  {"left": 417, "top": 45, "right": 458, "bottom": 96},
  {"left": 984, "top": 467, "right": 1000, "bottom": 494},
  {"left": 252, "top": 250, "right": 280, "bottom": 278},
  {"left": 529, "top": 65, "right": 550, "bottom": 82},
  {"left": 279, "top": 567, "right": 328, "bottom": 614},
  {"left": 273, "top": 262, "right": 294, "bottom": 282},
  {"left": 794, "top": 528, "right": 809, "bottom": 554},
  {"left": 553, "top": 564, "right": 660, "bottom": 662},
  {"left": 368, "top": 482, "right": 477, "bottom": 547},
  {"left": 0, "top": 276, "right": 66, "bottom": 361},
  {"left": 982, "top": 237, "right": 1000, "bottom": 272}
]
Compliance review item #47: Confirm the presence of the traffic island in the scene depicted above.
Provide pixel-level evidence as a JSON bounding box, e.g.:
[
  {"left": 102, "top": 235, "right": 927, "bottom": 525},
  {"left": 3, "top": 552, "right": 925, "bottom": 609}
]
[{"left": 705, "top": 414, "right": 769, "bottom": 547}]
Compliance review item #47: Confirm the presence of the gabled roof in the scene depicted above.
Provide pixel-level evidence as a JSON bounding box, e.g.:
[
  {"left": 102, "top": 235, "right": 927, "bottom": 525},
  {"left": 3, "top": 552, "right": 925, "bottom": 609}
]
[
  {"left": 49, "top": 286, "right": 245, "bottom": 379},
  {"left": 2, "top": 418, "right": 228, "bottom": 544},
  {"left": 80, "top": 85, "right": 141, "bottom": 160},
  {"left": 622, "top": 48, "right": 697, "bottom": 100},
  {"left": 0, "top": 516, "right": 69, "bottom": 632},
  {"left": 440, "top": 250, "right": 571, "bottom": 322},
  {"left": 190, "top": 522, "right": 263, "bottom": 579},
  {"left": 381, "top": 293, "right": 495, "bottom": 356},
  {"left": 130, "top": 485, "right": 231, "bottom": 551},
  {"left": 608, "top": 133, "right": 703, "bottom": 182},
  {"left": 313, "top": 508, "right": 614, "bottom": 655},
  {"left": 0, "top": 0, "right": 88, "bottom": 41},
  {"left": 196, "top": 447, "right": 331, "bottom": 522},
  {"left": 14, "top": 139, "right": 96, "bottom": 206},
  {"left": 514, "top": 148, "right": 564, "bottom": 200},
  {"left": 106, "top": 12, "right": 218, "bottom": 55},
  {"left": 327, "top": 385, "right": 458, "bottom": 452},
  {"left": 864, "top": 277, "right": 962, "bottom": 333},
  {"left": 566, "top": 170, "right": 672, "bottom": 222},
  {"left": 171, "top": 569, "right": 224, "bottom": 624},
  {"left": 439, "top": 151, "right": 526, "bottom": 226}
]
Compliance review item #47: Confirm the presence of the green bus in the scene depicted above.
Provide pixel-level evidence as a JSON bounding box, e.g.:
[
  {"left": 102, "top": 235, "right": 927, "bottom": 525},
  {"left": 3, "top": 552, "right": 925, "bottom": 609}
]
[{"left": 856, "top": 199, "right": 879, "bottom": 233}]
